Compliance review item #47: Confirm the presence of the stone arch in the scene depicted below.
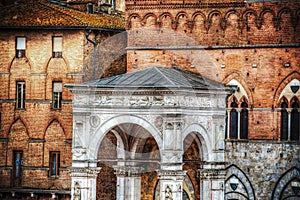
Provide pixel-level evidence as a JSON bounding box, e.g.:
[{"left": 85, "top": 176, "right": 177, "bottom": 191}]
[
  {"left": 272, "top": 167, "right": 300, "bottom": 200},
  {"left": 90, "top": 114, "right": 163, "bottom": 160},
  {"left": 273, "top": 71, "right": 300, "bottom": 107},
  {"left": 223, "top": 73, "right": 253, "bottom": 107},
  {"left": 182, "top": 123, "right": 211, "bottom": 161},
  {"left": 225, "top": 164, "right": 255, "bottom": 200}
]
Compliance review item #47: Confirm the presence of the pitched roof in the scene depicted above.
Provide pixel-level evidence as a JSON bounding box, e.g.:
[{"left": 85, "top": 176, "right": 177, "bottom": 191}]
[
  {"left": 77, "top": 67, "right": 224, "bottom": 90},
  {"left": 0, "top": 0, "right": 124, "bottom": 30}
]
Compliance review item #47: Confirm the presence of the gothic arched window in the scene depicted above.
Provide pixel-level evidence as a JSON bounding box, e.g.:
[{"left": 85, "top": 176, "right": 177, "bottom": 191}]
[
  {"left": 230, "top": 101, "right": 238, "bottom": 139},
  {"left": 240, "top": 101, "right": 248, "bottom": 139},
  {"left": 291, "top": 100, "right": 299, "bottom": 141},
  {"left": 281, "top": 101, "right": 288, "bottom": 141}
]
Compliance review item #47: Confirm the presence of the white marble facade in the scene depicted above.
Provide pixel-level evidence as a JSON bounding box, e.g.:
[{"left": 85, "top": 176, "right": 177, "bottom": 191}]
[{"left": 66, "top": 74, "right": 228, "bottom": 200}]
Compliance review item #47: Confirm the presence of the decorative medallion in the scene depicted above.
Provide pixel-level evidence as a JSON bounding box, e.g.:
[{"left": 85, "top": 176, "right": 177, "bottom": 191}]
[{"left": 90, "top": 115, "right": 100, "bottom": 128}]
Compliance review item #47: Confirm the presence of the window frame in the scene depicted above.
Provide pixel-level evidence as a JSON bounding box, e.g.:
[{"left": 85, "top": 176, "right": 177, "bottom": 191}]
[
  {"left": 52, "top": 81, "right": 62, "bottom": 110},
  {"left": 49, "top": 151, "right": 60, "bottom": 177},
  {"left": 16, "top": 81, "right": 25, "bottom": 109},
  {"left": 52, "top": 36, "right": 63, "bottom": 58},
  {"left": 16, "top": 37, "right": 26, "bottom": 58}
]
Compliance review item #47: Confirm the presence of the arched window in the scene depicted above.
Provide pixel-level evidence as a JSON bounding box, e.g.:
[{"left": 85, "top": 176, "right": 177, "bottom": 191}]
[
  {"left": 230, "top": 101, "right": 238, "bottom": 139},
  {"left": 240, "top": 101, "right": 248, "bottom": 139},
  {"left": 291, "top": 100, "right": 299, "bottom": 141},
  {"left": 281, "top": 101, "right": 288, "bottom": 140}
]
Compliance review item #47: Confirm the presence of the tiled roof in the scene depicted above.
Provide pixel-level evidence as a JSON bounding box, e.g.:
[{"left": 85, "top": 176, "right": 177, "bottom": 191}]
[
  {"left": 76, "top": 67, "right": 224, "bottom": 90},
  {"left": 0, "top": 0, "right": 125, "bottom": 30}
]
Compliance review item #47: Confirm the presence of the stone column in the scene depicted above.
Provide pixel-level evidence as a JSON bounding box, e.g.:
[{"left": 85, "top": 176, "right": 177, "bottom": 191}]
[
  {"left": 70, "top": 165, "right": 101, "bottom": 200},
  {"left": 114, "top": 166, "right": 143, "bottom": 200},
  {"left": 158, "top": 170, "right": 186, "bottom": 200},
  {"left": 226, "top": 109, "right": 231, "bottom": 139},
  {"left": 287, "top": 108, "right": 292, "bottom": 141},
  {"left": 237, "top": 108, "right": 241, "bottom": 139},
  {"left": 198, "top": 163, "right": 226, "bottom": 200}
]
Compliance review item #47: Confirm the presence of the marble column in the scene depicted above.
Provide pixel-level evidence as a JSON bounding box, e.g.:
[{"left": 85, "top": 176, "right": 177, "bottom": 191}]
[
  {"left": 114, "top": 166, "right": 143, "bottom": 200},
  {"left": 158, "top": 170, "right": 186, "bottom": 200}
]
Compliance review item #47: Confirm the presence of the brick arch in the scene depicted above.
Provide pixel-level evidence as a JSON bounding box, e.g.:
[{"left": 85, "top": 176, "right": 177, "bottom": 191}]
[
  {"left": 225, "top": 164, "right": 255, "bottom": 200},
  {"left": 191, "top": 11, "right": 206, "bottom": 22},
  {"left": 158, "top": 12, "right": 174, "bottom": 23},
  {"left": 43, "top": 118, "right": 66, "bottom": 139},
  {"left": 278, "top": 7, "right": 294, "bottom": 19},
  {"left": 223, "top": 9, "right": 240, "bottom": 30},
  {"left": 273, "top": 71, "right": 300, "bottom": 107},
  {"left": 127, "top": 13, "right": 142, "bottom": 29},
  {"left": 258, "top": 8, "right": 276, "bottom": 29},
  {"left": 175, "top": 11, "right": 189, "bottom": 22},
  {"left": 207, "top": 10, "right": 222, "bottom": 31},
  {"left": 142, "top": 12, "right": 158, "bottom": 27},
  {"left": 8, "top": 118, "right": 29, "bottom": 138},
  {"left": 271, "top": 167, "right": 300, "bottom": 200},
  {"left": 223, "top": 73, "right": 254, "bottom": 107}
]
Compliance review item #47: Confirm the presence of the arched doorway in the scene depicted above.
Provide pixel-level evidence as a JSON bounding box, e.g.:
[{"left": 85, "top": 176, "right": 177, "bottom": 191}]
[{"left": 96, "top": 123, "right": 161, "bottom": 200}]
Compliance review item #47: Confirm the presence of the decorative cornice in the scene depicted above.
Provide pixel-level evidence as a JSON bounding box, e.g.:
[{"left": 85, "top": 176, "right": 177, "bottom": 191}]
[{"left": 126, "top": 2, "right": 246, "bottom": 10}]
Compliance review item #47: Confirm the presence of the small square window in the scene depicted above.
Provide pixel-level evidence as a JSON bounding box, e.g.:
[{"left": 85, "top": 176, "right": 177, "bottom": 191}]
[
  {"left": 52, "top": 82, "right": 62, "bottom": 109},
  {"left": 16, "top": 37, "right": 26, "bottom": 58},
  {"left": 49, "top": 151, "right": 60, "bottom": 177},
  {"left": 16, "top": 81, "right": 25, "bottom": 109},
  {"left": 52, "top": 37, "right": 62, "bottom": 58}
]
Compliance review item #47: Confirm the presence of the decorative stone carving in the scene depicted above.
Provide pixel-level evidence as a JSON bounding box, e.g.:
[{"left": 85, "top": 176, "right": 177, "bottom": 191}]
[
  {"left": 114, "top": 166, "right": 144, "bottom": 177},
  {"left": 165, "top": 185, "right": 173, "bottom": 200},
  {"left": 89, "top": 115, "right": 100, "bottom": 128},
  {"left": 72, "top": 148, "right": 87, "bottom": 160},
  {"left": 70, "top": 167, "right": 101, "bottom": 178},
  {"left": 73, "top": 182, "right": 81, "bottom": 200}
]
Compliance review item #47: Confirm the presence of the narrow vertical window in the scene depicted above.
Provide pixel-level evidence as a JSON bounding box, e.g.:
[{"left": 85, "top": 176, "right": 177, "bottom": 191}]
[
  {"left": 16, "top": 37, "right": 26, "bottom": 58},
  {"left": 49, "top": 151, "right": 60, "bottom": 176},
  {"left": 281, "top": 102, "right": 288, "bottom": 140},
  {"left": 291, "top": 101, "right": 299, "bottom": 141},
  {"left": 52, "top": 36, "right": 62, "bottom": 58},
  {"left": 230, "top": 101, "right": 238, "bottom": 139},
  {"left": 240, "top": 101, "right": 248, "bottom": 139},
  {"left": 16, "top": 81, "right": 25, "bottom": 109},
  {"left": 52, "top": 82, "right": 62, "bottom": 109},
  {"left": 13, "top": 151, "right": 23, "bottom": 186}
]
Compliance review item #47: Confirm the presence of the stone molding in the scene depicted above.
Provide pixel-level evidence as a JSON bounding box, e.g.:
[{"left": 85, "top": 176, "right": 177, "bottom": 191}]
[
  {"left": 113, "top": 166, "right": 144, "bottom": 177},
  {"left": 69, "top": 167, "right": 101, "bottom": 178}
]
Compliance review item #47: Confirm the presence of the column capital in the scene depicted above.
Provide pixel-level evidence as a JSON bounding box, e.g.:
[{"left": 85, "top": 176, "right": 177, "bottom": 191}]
[
  {"left": 113, "top": 165, "right": 144, "bottom": 177},
  {"left": 158, "top": 170, "right": 186, "bottom": 180}
]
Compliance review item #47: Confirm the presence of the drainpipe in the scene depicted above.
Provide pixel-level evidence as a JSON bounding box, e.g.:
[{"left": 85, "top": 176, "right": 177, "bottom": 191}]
[{"left": 86, "top": 30, "right": 100, "bottom": 80}]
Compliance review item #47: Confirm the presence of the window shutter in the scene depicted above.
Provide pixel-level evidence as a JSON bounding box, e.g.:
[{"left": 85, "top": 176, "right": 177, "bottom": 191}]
[
  {"left": 17, "top": 37, "right": 26, "bottom": 50},
  {"left": 53, "top": 37, "right": 62, "bottom": 52},
  {"left": 53, "top": 82, "right": 62, "bottom": 93}
]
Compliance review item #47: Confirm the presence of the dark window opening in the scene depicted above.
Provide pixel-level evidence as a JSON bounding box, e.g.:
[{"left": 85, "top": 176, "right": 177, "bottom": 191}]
[
  {"left": 240, "top": 101, "right": 248, "bottom": 139},
  {"left": 50, "top": 151, "right": 60, "bottom": 176},
  {"left": 230, "top": 101, "right": 238, "bottom": 139},
  {"left": 16, "top": 81, "right": 25, "bottom": 109},
  {"left": 291, "top": 102, "right": 299, "bottom": 141},
  {"left": 281, "top": 102, "right": 288, "bottom": 140},
  {"left": 52, "top": 82, "right": 62, "bottom": 109}
]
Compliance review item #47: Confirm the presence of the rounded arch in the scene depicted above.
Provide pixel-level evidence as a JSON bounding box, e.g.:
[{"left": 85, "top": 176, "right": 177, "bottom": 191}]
[
  {"left": 175, "top": 11, "right": 189, "bottom": 21},
  {"left": 272, "top": 167, "right": 300, "bottom": 200},
  {"left": 90, "top": 114, "right": 163, "bottom": 160},
  {"left": 182, "top": 123, "right": 211, "bottom": 161},
  {"left": 273, "top": 71, "right": 300, "bottom": 107},
  {"left": 242, "top": 9, "right": 258, "bottom": 19},
  {"left": 225, "top": 164, "right": 256, "bottom": 200},
  {"left": 142, "top": 12, "right": 158, "bottom": 27},
  {"left": 259, "top": 8, "right": 276, "bottom": 19},
  {"left": 158, "top": 12, "right": 174, "bottom": 21},
  {"left": 224, "top": 9, "right": 240, "bottom": 19},
  {"left": 191, "top": 11, "right": 206, "bottom": 22},
  {"left": 223, "top": 73, "right": 253, "bottom": 107},
  {"left": 278, "top": 7, "right": 294, "bottom": 19}
]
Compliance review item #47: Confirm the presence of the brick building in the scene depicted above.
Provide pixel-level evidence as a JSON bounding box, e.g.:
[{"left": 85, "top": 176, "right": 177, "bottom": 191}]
[
  {"left": 0, "top": 0, "right": 300, "bottom": 200},
  {"left": 0, "top": 0, "right": 125, "bottom": 199}
]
